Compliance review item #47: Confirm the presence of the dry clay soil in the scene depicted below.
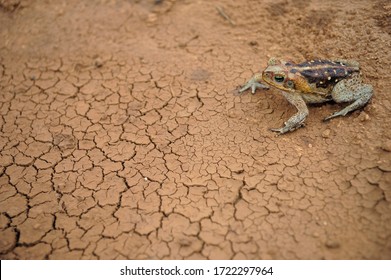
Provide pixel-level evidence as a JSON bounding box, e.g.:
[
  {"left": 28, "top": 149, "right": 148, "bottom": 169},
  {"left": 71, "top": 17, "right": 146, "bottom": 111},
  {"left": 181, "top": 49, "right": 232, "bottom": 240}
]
[{"left": 0, "top": 0, "right": 391, "bottom": 260}]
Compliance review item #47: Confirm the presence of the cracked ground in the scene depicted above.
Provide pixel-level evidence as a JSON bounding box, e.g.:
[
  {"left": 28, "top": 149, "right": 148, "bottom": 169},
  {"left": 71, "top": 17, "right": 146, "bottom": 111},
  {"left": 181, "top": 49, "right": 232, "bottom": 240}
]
[{"left": 1, "top": 0, "right": 391, "bottom": 260}]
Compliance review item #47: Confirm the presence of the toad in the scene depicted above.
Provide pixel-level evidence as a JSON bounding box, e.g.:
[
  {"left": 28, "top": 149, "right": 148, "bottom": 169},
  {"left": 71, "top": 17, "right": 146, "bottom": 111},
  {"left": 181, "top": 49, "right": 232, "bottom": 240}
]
[{"left": 239, "top": 58, "right": 373, "bottom": 134}]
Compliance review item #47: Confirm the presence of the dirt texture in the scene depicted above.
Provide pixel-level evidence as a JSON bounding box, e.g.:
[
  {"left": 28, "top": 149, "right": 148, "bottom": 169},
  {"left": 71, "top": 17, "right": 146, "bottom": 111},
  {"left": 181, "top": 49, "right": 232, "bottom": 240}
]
[{"left": 0, "top": 0, "right": 391, "bottom": 260}]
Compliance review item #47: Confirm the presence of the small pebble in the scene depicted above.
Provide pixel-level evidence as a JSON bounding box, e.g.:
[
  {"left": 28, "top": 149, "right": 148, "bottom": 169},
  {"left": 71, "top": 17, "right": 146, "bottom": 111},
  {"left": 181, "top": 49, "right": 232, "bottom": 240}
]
[
  {"left": 381, "top": 140, "right": 391, "bottom": 152},
  {"left": 147, "top": 13, "right": 158, "bottom": 24},
  {"left": 322, "top": 129, "right": 331, "bottom": 138},
  {"left": 94, "top": 58, "right": 103, "bottom": 68},
  {"left": 359, "top": 111, "right": 370, "bottom": 122},
  {"left": 325, "top": 240, "right": 341, "bottom": 249}
]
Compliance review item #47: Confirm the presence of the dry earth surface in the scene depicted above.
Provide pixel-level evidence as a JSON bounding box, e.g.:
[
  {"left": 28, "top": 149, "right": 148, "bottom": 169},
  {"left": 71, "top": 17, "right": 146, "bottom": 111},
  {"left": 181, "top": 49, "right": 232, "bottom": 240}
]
[{"left": 0, "top": 0, "right": 391, "bottom": 259}]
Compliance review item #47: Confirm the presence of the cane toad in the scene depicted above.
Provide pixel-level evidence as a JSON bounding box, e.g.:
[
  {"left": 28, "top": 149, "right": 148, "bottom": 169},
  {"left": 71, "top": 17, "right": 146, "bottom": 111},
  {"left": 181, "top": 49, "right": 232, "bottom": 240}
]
[{"left": 239, "top": 58, "right": 373, "bottom": 134}]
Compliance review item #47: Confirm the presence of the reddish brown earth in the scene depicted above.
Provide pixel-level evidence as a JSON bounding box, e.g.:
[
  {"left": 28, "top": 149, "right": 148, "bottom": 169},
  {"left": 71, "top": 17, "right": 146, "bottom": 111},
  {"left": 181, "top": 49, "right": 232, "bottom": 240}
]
[{"left": 0, "top": 0, "right": 391, "bottom": 260}]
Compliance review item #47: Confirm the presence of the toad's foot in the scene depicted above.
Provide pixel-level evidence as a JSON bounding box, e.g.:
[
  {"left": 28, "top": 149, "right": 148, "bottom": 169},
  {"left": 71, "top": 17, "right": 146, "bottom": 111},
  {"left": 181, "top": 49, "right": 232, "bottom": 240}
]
[
  {"left": 324, "top": 110, "right": 347, "bottom": 121},
  {"left": 239, "top": 73, "right": 269, "bottom": 94},
  {"left": 270, "top": 122, "right": 305, "bottom": 134}
]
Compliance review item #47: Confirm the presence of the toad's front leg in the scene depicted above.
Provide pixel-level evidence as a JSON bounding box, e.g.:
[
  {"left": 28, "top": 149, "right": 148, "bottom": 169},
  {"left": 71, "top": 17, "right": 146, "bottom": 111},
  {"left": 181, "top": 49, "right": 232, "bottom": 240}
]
[
  {"left": 239, "top": 73, "right": 270, "bottom": 94},
  {"left": 271, "top": 91, "right": 309, "bottom": 134}
]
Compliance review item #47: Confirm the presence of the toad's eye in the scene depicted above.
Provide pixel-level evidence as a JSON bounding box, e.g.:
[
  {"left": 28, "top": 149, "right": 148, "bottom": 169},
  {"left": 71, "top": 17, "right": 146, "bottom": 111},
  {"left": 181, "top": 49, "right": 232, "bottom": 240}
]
[{"left": 274, "top": 75, "right": 285, "bottom": 83}]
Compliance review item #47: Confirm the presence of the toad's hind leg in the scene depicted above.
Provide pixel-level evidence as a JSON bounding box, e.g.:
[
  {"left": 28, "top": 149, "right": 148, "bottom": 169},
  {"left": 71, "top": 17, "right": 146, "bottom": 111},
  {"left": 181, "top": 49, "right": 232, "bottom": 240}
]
[{"left": 324, "top": 75, "right": 373, "bottom": 121}]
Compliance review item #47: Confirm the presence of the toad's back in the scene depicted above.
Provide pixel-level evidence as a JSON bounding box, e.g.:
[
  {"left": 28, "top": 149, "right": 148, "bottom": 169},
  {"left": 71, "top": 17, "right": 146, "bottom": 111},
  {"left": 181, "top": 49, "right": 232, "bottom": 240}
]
[{"left": 289, "top": 59, "right": 360, "bottom": 90}]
